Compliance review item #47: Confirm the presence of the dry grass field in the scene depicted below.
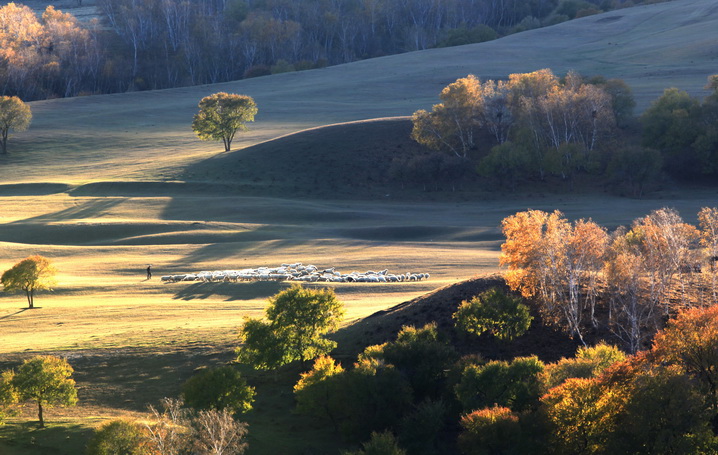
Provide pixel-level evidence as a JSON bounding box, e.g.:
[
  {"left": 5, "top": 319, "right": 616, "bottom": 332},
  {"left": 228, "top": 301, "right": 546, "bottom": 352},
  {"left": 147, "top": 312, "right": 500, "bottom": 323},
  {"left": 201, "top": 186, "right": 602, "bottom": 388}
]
[{"left": 1, "top": 0, "right": 718, "bottom": 453}]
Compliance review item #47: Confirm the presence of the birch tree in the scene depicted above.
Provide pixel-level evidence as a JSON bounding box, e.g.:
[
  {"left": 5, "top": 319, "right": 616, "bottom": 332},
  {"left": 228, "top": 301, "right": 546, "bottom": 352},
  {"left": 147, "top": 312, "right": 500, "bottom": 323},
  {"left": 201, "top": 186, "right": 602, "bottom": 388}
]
[{"left": 699, "top": 207, "right": 718, "bottom": 305}]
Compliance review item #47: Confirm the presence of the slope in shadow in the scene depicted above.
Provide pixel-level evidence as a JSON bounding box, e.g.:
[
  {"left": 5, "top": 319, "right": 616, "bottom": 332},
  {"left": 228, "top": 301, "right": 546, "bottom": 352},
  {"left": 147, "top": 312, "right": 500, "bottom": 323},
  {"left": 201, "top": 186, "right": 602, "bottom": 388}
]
[{"left": 182, "top": 117, "right": 466, "bottom": 200}]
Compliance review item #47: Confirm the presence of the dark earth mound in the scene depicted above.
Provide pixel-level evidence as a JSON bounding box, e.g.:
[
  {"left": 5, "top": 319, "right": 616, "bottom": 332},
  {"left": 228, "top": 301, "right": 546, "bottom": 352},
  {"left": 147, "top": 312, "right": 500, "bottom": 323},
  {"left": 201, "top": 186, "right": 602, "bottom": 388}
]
[{"left": 335, "top": 274, "right": 583, "bottom": 363}]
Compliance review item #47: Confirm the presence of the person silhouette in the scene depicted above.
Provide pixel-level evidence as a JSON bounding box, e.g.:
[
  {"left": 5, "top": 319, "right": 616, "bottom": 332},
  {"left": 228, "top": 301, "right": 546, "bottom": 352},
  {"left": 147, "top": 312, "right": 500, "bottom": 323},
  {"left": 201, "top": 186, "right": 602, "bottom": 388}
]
[{"left": 146, "top": 265, "right": 152, "bottom": 280}]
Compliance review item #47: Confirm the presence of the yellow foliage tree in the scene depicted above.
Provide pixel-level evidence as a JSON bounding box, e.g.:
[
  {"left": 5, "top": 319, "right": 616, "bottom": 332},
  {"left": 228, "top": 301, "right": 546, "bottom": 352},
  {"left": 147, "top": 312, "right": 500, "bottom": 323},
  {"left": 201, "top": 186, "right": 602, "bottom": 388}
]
[
  {"left": 0, "top": 95, "right": 31, "bottom": 154},
  {"left": 1, "top": 255, "right": 56, "bottom": 308}
]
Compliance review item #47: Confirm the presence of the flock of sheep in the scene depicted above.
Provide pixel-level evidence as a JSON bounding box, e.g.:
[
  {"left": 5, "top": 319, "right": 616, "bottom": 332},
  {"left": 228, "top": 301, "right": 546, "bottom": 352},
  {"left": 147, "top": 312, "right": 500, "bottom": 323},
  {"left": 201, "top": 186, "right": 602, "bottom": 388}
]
[{"left": 160, "top": 263, "right": 430, "bottom": 284}]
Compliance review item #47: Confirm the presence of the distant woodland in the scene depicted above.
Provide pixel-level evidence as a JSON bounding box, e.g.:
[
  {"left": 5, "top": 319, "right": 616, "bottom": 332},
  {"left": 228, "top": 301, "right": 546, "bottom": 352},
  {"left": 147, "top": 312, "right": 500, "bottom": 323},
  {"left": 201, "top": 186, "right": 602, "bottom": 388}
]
[
  {"left": 399, "top": 69, "right": 718, "bottom": 198},
  {"left": 0, "top": 0, "right": 662, "bottom": 100}
]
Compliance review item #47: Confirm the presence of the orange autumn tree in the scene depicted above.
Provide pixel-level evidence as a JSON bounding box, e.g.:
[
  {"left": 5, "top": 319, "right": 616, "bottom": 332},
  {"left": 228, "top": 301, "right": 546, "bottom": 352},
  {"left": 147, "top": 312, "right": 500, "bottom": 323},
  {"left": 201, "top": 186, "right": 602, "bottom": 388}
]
[
  {"left": 651, "top": 305, "right": 718, "bottom": 412},
  {"left": 628, "top": 208, "right": 700, "bottom": 311},
  {"left": 500, "top": 210, "right": 606, "bottom": 344}
]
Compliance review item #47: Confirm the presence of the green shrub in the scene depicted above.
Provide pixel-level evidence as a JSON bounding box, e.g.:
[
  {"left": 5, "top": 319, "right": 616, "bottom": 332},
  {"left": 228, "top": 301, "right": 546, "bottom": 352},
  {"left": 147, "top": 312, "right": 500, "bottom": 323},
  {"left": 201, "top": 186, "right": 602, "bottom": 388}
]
[
  {"left": 541, "top": 343, "right": 626, "bottom": 390},
  {"left": 242, "top": 64, "right": 271, "bottom": 79},
  {"left": 455, "top": 356, "right": 544, "bottom": 412},
  {"left": 344, "top": 431, "right": 407, "bottom": 455},
  {"left": 86, "top": 419, "right": 149, "bottom": 455},
  {"left": 338, "top": 360, "right": 413, "bottom": 441},
  {"left": 398, "top": 399, "right": 446, "bottom": 455},
  {"left": 476, "top": 142, "right": 533, "bottom": 190},
  {"left": 182, "top": 366, "right": 255, "bottom": 414},
  {"left": 271, "top": 59, "right": 295, "bottom": 74},
  {"left": 458, "top": 406, "right": 522, "bottom": 455},
  {"left": 436, "top": 25, "right": 498, "bottom": 47},
  {"left": 360, "top": 323, "right": 457, "bottom": 400},
  {"left": 453, "top": 288, "right": 532, "bottom": 341}
]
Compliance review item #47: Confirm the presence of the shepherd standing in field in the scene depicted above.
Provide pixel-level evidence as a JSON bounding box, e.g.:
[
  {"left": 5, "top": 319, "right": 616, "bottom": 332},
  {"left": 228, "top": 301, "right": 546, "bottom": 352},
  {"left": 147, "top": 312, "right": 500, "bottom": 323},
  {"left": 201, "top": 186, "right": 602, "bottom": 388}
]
[{"left": 146, "top": 265, "right": 152, "bottom": 280}]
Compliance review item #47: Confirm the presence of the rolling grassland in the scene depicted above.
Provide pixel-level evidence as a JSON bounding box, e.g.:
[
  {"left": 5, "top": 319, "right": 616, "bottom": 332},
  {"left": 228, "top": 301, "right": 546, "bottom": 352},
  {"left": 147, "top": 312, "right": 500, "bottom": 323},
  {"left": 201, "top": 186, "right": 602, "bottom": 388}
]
[{"left": 0, "top": 0, "right": 717, "bottom": 453}]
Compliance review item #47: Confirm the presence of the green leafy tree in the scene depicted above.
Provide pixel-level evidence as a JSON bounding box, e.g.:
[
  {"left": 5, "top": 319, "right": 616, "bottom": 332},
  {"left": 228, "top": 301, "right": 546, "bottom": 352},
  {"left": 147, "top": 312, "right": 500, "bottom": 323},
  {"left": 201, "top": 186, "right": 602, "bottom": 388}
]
[
  {"left": 437, "top": 25, "right": 498, "bottom": 47},
  {"left": 458, "top": 405, "right": 522, "bottom": 455},
  {"left": 234, "top": 318, "right": 288, "bottom": 370},
  {"left": 361, "top": 323, "right": 457, "bottom": 400},
  {"left": 640, "top": 88, "right": 702, "bottom": 176},
  {"left": 606, "top": 365, "right": 715, "bottom": 455},
  {"left": 295, "top": 356, "right": 412, "bottom": 441},
  {"left": 599, "top": 78, "right": 636, "bottom": 127},
  {"left": 398, "top": 399, "right": 446, "bottom": 455},
  {"left": 453, "top": 288, "right": 532, "bottom": 341},
  {"left": 1, "top": 255, "right": 56, "bottom": 309},
  {"left": 339, "top": 359, "right": 413, "bottom": 441},
  {"left": 294, "top": 355, "right": 345, "bottom": 431},
  {"left": 695, "top": 85, "right": 718, "bottom": 175},
  {"left": 192, "top": 92, "right": 257, "bottom": 152},
  {"left": 12, "top": 355, "right": 78, "bottom": 427},
  {"left": 541, "top": 377, "right": 613, "bottom": 455},
  {"left": 343, "top": 431, "right": 407, "bottom": 455},
  {"left": 0, "top": 370, "right": 18, "bottom": 424},
  {"left": 182, "top": 366, "right": 255, "bottom": 415},
  {"left": 0, "top": 96, "right": 31, "bottom": 154},
  {"left": 476, "top": 141, "right": 533, "bottom": 189},
  {"left": 455, "top": 356, "right": 544, "bottom": 413},
  {"left": 541, "top": 343, "right": 626, "bottom": 391},
  {"left": 607, "top": 147, "right": 662, "bottom": 198},
  {"left": 237, "top": 284, "right": 344, "bottom": 369},
  {"left": 86, "top": 420, "right": 150, "bottom": 455}
]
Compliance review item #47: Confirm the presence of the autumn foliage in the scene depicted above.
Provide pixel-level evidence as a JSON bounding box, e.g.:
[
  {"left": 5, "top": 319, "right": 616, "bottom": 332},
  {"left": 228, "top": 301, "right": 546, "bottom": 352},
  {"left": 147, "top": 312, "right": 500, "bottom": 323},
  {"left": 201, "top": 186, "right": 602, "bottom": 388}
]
[
  {"left": 500, "top": 207, "right": 717, "bottom": 352},
  {"left": 412, "top": 69, "right": 620, "bottom": 183}
]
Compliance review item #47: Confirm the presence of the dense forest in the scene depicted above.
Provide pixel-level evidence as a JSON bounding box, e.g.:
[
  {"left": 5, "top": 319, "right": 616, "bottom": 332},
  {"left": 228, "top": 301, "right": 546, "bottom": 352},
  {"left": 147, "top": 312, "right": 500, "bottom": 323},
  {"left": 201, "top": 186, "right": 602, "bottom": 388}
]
[{"left": 1, "top": 0, "right": 662, "bottom": 100}]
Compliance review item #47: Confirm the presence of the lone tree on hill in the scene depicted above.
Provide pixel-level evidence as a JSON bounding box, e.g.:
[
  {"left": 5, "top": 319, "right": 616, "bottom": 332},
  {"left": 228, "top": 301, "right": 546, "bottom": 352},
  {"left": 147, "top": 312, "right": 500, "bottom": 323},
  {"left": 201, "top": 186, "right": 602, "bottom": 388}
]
[
  {"left": 1, "top": 255, "right": 56, "bottom": 309},
  {"left": 11, "top": 355, "right": 78, "bottom": 427},
  {"left": 0, "top": 96, "right": 31, "bottom": 154},
  {"left": 237, "top": 284, "right": 344, "bottom": 369},
  {"left": 192, "top": 92, "right": 257, "bottom": 152},
  {"left": 453, "top": 288, "right": 533, "bottom": 342}
]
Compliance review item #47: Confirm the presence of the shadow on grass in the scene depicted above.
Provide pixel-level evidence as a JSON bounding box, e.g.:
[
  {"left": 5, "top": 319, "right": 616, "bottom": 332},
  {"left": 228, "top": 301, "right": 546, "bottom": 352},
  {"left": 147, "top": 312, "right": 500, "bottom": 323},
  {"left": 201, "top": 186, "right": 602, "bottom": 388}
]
[
  {"left": 0, "top": 308, "right": 30, "bottom": 320},
  {"left": 71, "top": 348, "right": 236, "bottom": 412},
  {"left": 0, "top": 420, "right": 94, "bottom": 455},
  {"left": 172, "top": 281, "right": 284, "bottom": 301},
  {"left": 9, "top": 198, "right": 126, "bottom": 224},
  {"left": 174, "top": 237, "right": 301, "bottom": 265}
]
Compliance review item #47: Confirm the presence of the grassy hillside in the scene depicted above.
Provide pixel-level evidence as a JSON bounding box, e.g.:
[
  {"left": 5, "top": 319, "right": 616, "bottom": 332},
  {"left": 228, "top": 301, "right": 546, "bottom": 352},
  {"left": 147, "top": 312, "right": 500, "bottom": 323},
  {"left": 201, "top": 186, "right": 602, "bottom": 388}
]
[
  {"left": 182, "top": 117, "right": 436, "bottom": 200},
  {"left": 1, "top": 1, "right": 718, "bottom": 453},
  {"left": 3, "top": 0, "right": 716, "bottom": 186}
]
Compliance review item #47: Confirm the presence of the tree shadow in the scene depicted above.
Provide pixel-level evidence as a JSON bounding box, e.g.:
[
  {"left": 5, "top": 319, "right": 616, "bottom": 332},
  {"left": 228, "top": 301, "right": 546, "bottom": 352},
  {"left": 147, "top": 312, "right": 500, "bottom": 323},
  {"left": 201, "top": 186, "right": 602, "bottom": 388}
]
[
  {"left": 171, "top": 237, "right": 301, "bottom": 265},
  {"left": 68, "top": 347, "right": 236, "bottom": 412},
  {"left": 0, "top": 308, "right": 30, "bottom": 320},
  {"left": 172, "top": 280, "right": 284, "bottom": 301},
  {"left": 9, "top": 198, "right": 127, "bottom": 224}
]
